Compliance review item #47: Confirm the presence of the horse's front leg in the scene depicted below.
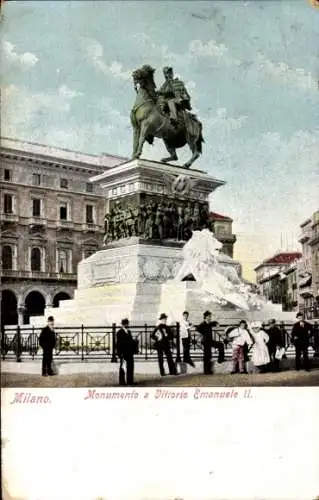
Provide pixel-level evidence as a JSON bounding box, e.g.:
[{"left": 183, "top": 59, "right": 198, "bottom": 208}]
[
  {"left": 135, "top": 123, "right": 148, "bottom": 158},
  {"left": 132, "top": 126, "right": 140, "bottom": 159}
]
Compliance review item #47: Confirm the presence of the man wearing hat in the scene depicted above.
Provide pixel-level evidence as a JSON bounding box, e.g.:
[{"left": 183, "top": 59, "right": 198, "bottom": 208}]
[
  {"left": 39, "top": 316, "right": 56, "bottom": 376},
  {"left": 157, "top": 67, "right": 191, "bottom": 125},
  {"left": 116, "top": 318, "right": 138, "bottom": 386},
  {"left": 227, "top": 320, "right": 253, "bottom": 374},
  {"left": 196, "top": 311, "right": 225, "bottom": 375},
  {"left": 151, "top": 313, "right": 177, "bottom": 376},
  {"left": 290, "top": 312, "right": 312, "bottom": 371},
  {"left": 180, "top": 311, "right": 195, "bottom": 367}
]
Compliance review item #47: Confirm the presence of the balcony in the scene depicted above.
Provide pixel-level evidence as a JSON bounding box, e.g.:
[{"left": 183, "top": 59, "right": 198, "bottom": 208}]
[
  {"left": 309, "top": 232, "right": 319, "bottom": 246},
  {"left": 1, "top": 270, "right": 77, "bottom": 281},
  {"left": 297, "top": 260, "right": 312, "bottom": 277},
  {"left": 56, "top": 220, "right": 74, "bottom": 231},
  {"left": 82, "top": 222, "right": 101, "bottom": 233},
  {"left": 214, "top": 231, "right": 236, "bottom": 243},
  {"left": 28, "top": 217, "right": 47, "bottom": 229},
  {"left": 0, "top": 212, "right": 19, "bottom": 224},
  {"left": 298, "top": 229, "right": 312, "bottom": 244},
  {"left": 298, "top": 275, "right": 313, "bottom": 298}
]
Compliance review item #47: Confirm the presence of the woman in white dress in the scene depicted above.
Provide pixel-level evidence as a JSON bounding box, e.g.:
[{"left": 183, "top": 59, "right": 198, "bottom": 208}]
[{"left": 250, "top": 321, "right": 270, "bottom": 373}]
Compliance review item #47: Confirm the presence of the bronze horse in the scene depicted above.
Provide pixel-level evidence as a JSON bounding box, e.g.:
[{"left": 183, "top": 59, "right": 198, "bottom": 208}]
[{"left": 130, "top": 65, "right": 204, "bottom": 169}]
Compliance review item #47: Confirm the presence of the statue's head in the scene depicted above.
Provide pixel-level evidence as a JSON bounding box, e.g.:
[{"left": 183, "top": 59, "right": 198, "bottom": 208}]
[
  {"left": 163, "top": 66, "right": 174, "bottom": 80},
  {"left": 141, "top": 64, "right": 155, "bottom": 76}
]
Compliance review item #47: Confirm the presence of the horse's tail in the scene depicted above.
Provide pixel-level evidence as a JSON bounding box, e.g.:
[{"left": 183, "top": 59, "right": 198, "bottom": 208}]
[
  {"left": 197, "top": 123, "right": 204, "bottom": 154},
  {"left": 185, "top": 113, "right": 204, "bottom": 154}
]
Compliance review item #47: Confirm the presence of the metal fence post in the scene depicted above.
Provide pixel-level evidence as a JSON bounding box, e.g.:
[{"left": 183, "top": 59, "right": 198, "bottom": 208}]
[
  {"left": 175, "top": 322, "right": 181, "bottom": 363},
  {"left": 31, "top": 325, "right": 35, "bottom": 359},
  {"left": 313, "top": 321, "right": 319, "bottom": 357},
  {"left": 16, "top": 325, "right": 22, "bottom": 362},
  {"left": 81, "top": 324, "right": 84, "bottom": 361},
  {"left": 279, "top": 322, "right": 287, "bottom": 348},
  {"left": 1, "top": 324, "right": 5, "bottom": 360},
  {"left": 111, "top": 323, "right": 117, "bottom": 363},
  {"left": 144, "top": 324, "right": 148, "bottom": 360}
]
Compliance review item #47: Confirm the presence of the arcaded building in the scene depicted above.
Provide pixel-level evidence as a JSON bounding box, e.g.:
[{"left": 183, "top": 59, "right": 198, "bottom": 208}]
[{"left": 0, "top": 138, "right": 125, "bottom": 326}]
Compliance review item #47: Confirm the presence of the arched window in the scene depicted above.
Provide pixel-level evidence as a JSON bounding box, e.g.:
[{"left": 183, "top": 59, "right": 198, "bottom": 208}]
[
  {"left": 58, "top": 249, "right": 68, "bottom": 273},
  {"left": 2, "top": 245, "right": 13, "bottom": 270},
  {"left": 24, "top": 290, "right": 45, "bottom": 324},
  {"left": 31, "top": 247, "right": 41, "bottom": 271},
  {"left": 1, "top": 290, "right": 18, "bottom": 325}
]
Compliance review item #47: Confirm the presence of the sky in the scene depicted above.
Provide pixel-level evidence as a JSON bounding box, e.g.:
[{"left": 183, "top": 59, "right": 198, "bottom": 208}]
[{"left": 1, "top": 0, "right": 318, "bottom": 281}]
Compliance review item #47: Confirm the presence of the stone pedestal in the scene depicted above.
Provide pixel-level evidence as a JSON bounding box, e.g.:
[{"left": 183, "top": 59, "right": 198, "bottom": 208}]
[
  {"left": 77, "top": 239, "right": 184, "bottom": 289},
  {"left": 29, "top": 159, "right": 227, "bottom": 326}
]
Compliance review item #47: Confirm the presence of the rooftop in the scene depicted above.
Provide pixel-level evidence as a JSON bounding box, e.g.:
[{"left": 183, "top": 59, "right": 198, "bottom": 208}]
[
  {"left": 209, "top": 211, "right": 233, "bottom": 222},
  {"left": 254, "top": 252, "right": 302, "bottom": 271},
  {"left": 0, "top": 137, "right": 127, "bottom": 169}
]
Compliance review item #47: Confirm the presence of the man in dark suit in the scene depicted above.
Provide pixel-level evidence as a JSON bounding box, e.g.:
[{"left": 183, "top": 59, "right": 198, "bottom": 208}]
[
  {"left": 291, "top": 312, "right": 312, "bottom": 371},
  {"left": 39, "top": 316, "right": 56, "bottom": 377},
  {"left": 116, "top": 318, "right": 137, "bottom": 386},
  {"left": 151, "top": 313, "right": 177, "bottom": 376},
  {"left": 196, "top": 311, "right": 225, "bottom": 375},
  {"left": 267, "top": 319, "right": 285, "bottom": 372}
]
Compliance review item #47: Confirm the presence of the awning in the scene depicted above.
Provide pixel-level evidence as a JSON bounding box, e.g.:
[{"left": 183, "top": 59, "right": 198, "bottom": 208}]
[{"left": 299, "top": 276, "right": 312, "bottom": 288}]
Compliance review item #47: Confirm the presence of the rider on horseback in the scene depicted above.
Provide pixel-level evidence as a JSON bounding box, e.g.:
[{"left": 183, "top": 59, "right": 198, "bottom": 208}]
[
  {"left": 157, "top": 67, "right": 191, "bottom": 125},
  {"left": 130, "top": 64, "right": 203, "bottom": 168}
]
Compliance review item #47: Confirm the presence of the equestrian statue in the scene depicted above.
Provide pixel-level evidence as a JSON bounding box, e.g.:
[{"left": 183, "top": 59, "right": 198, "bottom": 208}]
[{"left": 130, "top": 65, "right": 204, "bottom": 169}]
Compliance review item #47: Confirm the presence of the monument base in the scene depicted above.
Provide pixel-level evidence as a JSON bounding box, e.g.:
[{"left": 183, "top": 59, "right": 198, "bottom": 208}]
[
  {"left": 30, "top": 243, "right": 295, "bottom": 328},
  {"left": 32, "top": 243, "right": 185, "bottom": 326}
]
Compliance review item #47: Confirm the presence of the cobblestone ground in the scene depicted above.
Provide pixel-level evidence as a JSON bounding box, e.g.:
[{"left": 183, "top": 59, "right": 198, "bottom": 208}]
[{"left": 2, "top": 368, "right": 319, "bottom": 387}]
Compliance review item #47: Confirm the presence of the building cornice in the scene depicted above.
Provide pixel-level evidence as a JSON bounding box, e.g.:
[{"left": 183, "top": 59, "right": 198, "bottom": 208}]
[
  {"left": 1, "top": 137, "right": 126, "bottom": 170},
  {"left": 0, "top": 180, "right": 105, "bottom": 199},
  {"left": 0, "top": 149, "right": 107, "bottom": 175}
]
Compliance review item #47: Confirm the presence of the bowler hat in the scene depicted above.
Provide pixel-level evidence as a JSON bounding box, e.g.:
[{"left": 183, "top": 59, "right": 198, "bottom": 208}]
[
  {"left": 159, "top": 313, "right": 168, "bottom": 320},
  {"left": 121, "top": 318, "right": 129, "bottom": 326},
  {"left": 203, "top": 310, "right": 211, "bottom": 318}
]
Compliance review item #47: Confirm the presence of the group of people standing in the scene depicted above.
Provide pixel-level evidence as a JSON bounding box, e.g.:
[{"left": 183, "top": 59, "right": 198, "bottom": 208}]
[
  {"left": 115, "top": 311, "right": 314, "bottom": 385},
  {"left": 37, "top": 311, "right": 313, "bottom": 385}
]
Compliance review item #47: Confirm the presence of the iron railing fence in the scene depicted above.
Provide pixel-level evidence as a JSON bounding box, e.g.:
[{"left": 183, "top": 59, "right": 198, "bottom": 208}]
[{"left": 1, "top": 322, "right": 319, "bottom": 362}]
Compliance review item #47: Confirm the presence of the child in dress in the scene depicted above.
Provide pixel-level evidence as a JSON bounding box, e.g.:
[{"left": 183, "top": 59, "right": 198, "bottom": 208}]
[{"left": 250, "top": 321, "right": 270, "bottom": 373}]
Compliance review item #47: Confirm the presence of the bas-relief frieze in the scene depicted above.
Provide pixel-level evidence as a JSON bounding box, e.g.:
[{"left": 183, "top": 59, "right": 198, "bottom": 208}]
[{"left": 79, "top": 252, "right": 183, "bottom": 286}]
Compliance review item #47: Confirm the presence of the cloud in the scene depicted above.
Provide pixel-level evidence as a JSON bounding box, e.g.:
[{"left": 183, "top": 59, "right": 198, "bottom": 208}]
[
  {"left": 2, "top": 40, "right": 38, "bottom": 68},
  {"left": 84, "top": 39, "right": 131, "bottom": 80},
  {"left": 254, "top": 53, "right": 317, "bottom": 91},
  {"left": 206, "top": 107, "right": 248, "bottom": 132},
  {"left": 58, "top": 84, "right": 83, "bottom": 99},
  {"left": 210, "top": 128, "right": 319, "bottom": 229},
  {"left": 2, "top": 84, "right": 83, "bottom": 138},
  {"left": 131, "top": 34, "right": 317, "bottom": 94},
  {"left": 189, "top": 39, "right": 229, "bottom": 60}
]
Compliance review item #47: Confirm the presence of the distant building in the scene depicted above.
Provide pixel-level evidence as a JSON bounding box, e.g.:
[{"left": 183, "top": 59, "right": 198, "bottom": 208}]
[
  {"left": 0, "top": 138, "right": 126, "bottom": 326},
  {"left": 280, "top": 262, "right": 298, "bottom": 312},
  {"left": 255, "top": 251, "right": 302, "bottom": 307},
  {"left": 209, "top": 212, "right": 236, "bottom": 258},
  {"left": 297, "top": 210, "right": 319, "bottom": 319}
]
